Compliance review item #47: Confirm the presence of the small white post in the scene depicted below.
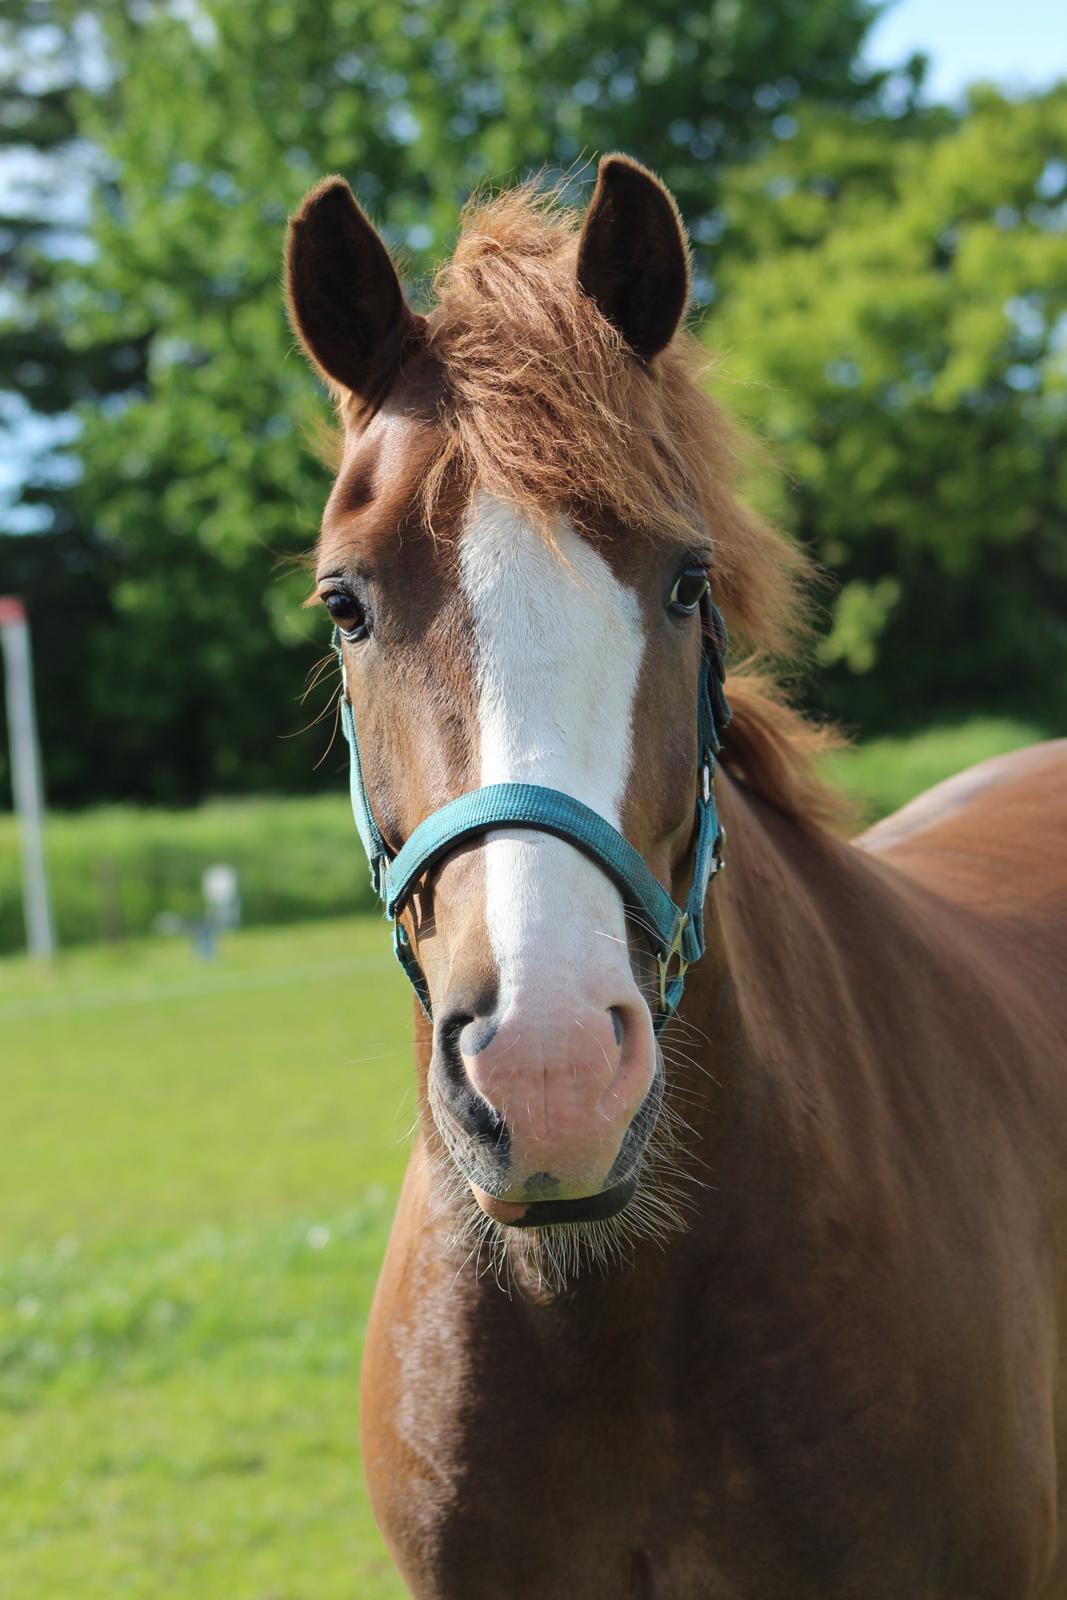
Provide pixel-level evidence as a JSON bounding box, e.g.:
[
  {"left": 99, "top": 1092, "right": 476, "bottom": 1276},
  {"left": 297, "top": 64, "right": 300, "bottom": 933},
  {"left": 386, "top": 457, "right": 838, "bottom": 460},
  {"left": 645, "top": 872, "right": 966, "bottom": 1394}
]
[{"left": 1, "top": 597, "right": 56, "bottom": 959}]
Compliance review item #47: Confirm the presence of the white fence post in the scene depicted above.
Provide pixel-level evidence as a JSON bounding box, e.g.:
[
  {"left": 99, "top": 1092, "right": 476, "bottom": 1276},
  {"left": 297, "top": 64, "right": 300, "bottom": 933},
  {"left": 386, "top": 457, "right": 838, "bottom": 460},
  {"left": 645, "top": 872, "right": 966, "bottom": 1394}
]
[{"left": 1, "top": 597, "right": 56, "bottom": 959}]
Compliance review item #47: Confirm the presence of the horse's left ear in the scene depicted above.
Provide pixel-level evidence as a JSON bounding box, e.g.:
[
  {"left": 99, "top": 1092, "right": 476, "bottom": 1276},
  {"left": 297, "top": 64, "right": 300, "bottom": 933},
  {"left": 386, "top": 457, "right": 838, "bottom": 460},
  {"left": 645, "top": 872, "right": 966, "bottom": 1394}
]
[{"left": 576, "top": 154, "right": 691, "bottom": 362}]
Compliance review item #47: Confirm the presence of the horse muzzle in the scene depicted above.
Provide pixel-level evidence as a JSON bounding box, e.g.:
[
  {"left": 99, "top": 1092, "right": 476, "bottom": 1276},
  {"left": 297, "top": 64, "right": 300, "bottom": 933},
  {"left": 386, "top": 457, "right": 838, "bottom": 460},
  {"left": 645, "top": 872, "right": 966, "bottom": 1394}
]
[{"left": 429, "top": 993, "right": 660, "bottom": 1225}]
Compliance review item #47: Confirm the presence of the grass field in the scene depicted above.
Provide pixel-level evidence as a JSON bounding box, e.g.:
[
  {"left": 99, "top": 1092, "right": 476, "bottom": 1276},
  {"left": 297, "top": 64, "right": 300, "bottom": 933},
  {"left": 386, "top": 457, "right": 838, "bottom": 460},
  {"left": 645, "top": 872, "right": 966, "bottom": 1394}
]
[
  {"left": 1, "top": 714, "right": 1050, "bottom": 955},
  {"left": 0, "top": 796, "right": 375, "bottom": 955},
  {"left": 1, "top": 715, "right": 1056, "bottom": 1598},
  {"left": 825, "top": 716, "right": 1048, "bottom": 824},
  {"left": 1, "top": 918, "right": 412, "bottom": 1600}
]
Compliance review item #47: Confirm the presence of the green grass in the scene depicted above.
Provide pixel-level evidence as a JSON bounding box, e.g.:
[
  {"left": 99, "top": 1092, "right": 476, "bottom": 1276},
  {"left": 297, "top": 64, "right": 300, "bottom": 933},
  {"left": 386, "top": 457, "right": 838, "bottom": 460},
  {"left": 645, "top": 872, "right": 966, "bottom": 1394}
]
[
  {"left": 1, "top": 715, "right": 1055, "bottom": 1597},
  {"left": 0, "top": 795, "right": 375, "bottom": 956},
  {"left": 824, "top": 716, "right": 1047, "bottom": 824},
  {"left": 1, "top": 917, "right": 412, "bottom": 1600},
  {"left": 1, "top": 716, "right": 1052, "bottom": 956}
]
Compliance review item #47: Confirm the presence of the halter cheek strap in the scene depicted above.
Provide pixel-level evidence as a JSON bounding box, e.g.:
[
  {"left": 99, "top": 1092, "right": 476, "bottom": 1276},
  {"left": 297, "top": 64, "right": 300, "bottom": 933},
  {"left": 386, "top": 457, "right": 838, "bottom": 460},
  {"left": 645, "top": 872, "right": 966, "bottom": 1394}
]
[{"left": 337, "top": 603, "right": 731, "bottom": 1036}]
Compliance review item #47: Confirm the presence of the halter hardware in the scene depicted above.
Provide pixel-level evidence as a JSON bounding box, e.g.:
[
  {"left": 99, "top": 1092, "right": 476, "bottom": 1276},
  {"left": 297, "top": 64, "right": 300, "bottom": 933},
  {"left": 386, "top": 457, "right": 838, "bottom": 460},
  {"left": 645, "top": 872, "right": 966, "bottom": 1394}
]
[
  {"left": 337, "top": 600, "right": 730, "bottom": 1036},
  {"left": 657, "top": 912, "right": 689, "bottom": 1014}
]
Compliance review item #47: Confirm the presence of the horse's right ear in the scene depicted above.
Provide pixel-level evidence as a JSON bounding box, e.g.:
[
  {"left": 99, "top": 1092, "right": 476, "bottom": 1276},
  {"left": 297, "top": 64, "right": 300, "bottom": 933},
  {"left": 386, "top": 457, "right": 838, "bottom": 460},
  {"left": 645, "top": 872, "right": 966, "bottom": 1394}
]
[{"left": 286, "top": 177, "right": 418, "bottom": 405}]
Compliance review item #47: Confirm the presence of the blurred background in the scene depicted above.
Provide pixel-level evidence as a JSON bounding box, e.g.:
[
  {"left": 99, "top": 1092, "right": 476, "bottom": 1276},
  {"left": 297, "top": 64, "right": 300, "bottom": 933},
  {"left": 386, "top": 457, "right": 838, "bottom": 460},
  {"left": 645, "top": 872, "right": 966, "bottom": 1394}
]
[{"left": 1, "top": 0, "right": 1064, "bottom": 1595}]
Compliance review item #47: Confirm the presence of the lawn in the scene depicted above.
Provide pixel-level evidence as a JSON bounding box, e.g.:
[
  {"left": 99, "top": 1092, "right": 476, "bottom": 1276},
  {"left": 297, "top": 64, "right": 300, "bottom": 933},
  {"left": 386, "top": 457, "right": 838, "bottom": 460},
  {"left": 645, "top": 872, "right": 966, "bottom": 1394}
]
[
  {"left": 0, "top": 917, "right": 413, "bottom": 1600},
  {"left": 0, "top": 713, "right": 1051, "bottom": 956},
  {"left": 0, "top": 796, "right": 375, "bottom": 955},
  {"left": 0, "top": 714, "right": 1056, "bottom": 1599},
  {"left": 824, "top": 716, "right": 1048, "bottom": 825}
]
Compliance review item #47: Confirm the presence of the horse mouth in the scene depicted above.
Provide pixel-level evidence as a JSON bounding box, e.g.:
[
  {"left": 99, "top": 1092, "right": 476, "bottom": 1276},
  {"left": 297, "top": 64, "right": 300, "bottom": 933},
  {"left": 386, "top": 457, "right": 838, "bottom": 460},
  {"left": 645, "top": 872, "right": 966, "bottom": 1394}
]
[{"left": 470, "top": 1173, "right": 638, "bottom": 1229}]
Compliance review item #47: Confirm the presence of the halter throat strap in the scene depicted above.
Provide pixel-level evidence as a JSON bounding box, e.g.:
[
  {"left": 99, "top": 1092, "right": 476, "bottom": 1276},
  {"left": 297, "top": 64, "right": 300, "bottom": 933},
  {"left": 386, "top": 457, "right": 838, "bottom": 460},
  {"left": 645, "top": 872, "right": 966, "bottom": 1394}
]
[{"left": 337, "top": 603, "right": 730, "bottom": 1035}]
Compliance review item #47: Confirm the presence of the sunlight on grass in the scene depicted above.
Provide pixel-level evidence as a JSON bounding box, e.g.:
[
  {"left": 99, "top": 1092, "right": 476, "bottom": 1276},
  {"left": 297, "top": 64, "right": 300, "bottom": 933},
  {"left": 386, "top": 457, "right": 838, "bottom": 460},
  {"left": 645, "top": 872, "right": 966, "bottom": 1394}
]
[
  {"left": 0, "top": 797, "right": 375, "bottom": 955},
  {"left": 825, "top": 717, "right": 1046, "bottom": 825},
  {"left": 1, "top": 718, "right": 1055, "bottom": 1597},
  {"left": 1, "top": 917, "right": 411, "bottom": 1600}
]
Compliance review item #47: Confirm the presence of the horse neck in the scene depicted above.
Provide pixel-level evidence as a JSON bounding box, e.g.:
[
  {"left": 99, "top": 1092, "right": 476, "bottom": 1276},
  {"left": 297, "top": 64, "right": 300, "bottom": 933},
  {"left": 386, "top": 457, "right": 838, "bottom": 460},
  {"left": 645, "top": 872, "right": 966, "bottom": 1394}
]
[{"left": 675, "top": 765, "right": 913, "bottom": 1193}]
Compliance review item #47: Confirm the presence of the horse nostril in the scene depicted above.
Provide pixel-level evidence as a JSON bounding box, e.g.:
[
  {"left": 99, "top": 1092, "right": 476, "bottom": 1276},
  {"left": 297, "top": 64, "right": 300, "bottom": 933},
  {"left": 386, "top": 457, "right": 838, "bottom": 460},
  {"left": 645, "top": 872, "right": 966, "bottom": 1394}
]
[
  {"left": 432, "top": 1003, "right": 510, "bottom": 1150},
  {"left": 435, "top": 1005, "right": 501, "bottom": 1067},
  {"left": 460, "top": 1013, "right": 501, "bottom": 1058},
  {"left": 436, "top": 1010, "right": 473, "bottom": 1089},
  {"left": 609, "top": 1005, "right": 625, "bottom": 1047}
]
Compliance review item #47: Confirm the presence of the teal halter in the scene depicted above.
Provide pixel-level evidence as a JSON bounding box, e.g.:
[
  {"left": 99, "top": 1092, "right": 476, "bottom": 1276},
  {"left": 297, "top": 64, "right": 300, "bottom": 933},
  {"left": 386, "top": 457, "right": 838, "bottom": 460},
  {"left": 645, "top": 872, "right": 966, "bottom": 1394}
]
[{"left": 337, "top": 602, "right": 730, "bottom": 1036}]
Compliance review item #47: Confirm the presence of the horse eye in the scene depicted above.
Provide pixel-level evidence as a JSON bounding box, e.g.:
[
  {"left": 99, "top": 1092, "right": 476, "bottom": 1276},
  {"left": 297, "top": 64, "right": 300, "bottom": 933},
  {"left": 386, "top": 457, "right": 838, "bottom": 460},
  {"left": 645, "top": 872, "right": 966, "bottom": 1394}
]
[
  {"left": 324, "top": 589, "right": 368, "bottom": 639},
  {"left": 668, "top": 566, "right": 709, "bottom": 616}
]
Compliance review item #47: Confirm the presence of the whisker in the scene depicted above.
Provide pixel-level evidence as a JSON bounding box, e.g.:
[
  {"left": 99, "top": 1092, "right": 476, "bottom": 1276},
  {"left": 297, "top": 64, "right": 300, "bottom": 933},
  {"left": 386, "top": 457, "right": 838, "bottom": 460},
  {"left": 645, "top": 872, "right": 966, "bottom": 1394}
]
[
  {"left": 299, "top": 652, "right": 338, "bottom": 704},
  {"left": 311, "top": 693, "right": 343, "bottom": 770}
]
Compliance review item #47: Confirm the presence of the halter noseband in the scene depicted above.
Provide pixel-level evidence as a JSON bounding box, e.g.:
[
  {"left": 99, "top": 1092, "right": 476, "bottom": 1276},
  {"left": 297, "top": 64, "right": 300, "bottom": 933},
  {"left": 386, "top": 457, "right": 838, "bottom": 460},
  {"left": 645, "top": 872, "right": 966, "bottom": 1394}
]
[{"left": 337, "top": 600, "right": 731, "bottom": 1037}]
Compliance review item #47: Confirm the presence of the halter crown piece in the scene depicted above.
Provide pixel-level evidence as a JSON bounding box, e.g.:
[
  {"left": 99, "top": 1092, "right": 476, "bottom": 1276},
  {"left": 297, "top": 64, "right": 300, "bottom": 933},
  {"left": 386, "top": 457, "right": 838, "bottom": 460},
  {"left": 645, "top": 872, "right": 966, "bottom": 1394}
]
[{"left": 337, "top": 599, "right": 731, "bottom": 1038}]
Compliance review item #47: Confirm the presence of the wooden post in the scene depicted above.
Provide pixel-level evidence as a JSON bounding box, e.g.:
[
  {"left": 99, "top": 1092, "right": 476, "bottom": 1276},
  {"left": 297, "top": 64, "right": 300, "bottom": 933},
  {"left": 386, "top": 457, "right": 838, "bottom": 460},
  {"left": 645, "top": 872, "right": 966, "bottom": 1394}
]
[{"left": 1, "top": 597, "right": 56, "bottom": 959}]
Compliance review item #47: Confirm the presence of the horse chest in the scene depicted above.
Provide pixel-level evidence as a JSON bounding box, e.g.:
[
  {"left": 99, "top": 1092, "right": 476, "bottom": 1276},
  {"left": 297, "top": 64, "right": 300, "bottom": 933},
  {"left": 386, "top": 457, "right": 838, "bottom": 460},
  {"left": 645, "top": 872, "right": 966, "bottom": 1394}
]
[
  {"left": 365, "top": 1328, "right": 740, "bottom": 1599},
  {"left": 363, "top": 1238, "right": 1054, "bottom": 1600}
]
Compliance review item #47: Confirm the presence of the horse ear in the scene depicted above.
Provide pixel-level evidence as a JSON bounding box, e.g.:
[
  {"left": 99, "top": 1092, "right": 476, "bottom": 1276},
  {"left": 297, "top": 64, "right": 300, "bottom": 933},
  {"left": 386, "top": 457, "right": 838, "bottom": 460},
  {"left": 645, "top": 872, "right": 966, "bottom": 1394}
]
[
  {"left": 576, "top": 154, "right": 690, "bottom": 362},
  {"left": 286, "top": 177, "right": 419, "bottom": 404}
]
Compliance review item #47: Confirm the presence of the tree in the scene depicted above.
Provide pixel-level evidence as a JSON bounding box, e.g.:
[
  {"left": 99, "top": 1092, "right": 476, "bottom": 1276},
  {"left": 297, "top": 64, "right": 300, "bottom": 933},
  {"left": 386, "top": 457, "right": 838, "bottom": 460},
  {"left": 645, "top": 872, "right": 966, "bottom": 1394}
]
[
  {"left": 0, "top": 3, "right": 149, "bottom": 802},
  {"left": 709, "top": 87, "right": 1067, "bottom": 732},
  {"left": 9, "top": 0, "right": 897, "bottom": 804}
]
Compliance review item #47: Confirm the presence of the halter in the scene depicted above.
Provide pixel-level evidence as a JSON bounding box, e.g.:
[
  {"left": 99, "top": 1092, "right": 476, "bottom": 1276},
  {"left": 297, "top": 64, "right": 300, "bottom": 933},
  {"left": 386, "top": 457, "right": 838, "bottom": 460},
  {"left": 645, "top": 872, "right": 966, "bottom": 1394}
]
[{"left": 337, "top": 600, "right": 730, "bottom": 1037}]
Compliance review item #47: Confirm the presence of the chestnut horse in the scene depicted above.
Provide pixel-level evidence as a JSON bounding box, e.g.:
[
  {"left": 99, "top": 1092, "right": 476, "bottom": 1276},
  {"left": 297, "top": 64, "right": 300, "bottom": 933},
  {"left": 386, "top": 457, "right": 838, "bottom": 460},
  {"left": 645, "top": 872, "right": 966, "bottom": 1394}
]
[{"left": 286, "top": 156, "right": 1067, "bottom": 1598}]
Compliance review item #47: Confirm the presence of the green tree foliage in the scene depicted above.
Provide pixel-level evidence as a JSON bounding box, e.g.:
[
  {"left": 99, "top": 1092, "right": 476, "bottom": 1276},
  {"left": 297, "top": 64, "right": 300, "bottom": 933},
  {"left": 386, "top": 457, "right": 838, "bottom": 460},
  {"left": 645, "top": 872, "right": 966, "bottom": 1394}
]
[
  {"left": 0, "top": 3, "right": 146, "bottom": 494},
  {"left": 4, "top": 0, "right": 889, "bottom": 804},
  {"left": 0, "top": 4, "right": 149, "bottom": 802},
  {"left": 710, "top": 87, "right": 1067, "bottom": 732}
]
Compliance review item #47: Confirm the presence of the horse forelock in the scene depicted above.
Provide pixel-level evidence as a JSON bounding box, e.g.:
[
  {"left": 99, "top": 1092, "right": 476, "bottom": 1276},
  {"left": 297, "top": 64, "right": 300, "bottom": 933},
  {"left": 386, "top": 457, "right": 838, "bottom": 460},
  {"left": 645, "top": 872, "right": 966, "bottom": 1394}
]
[
  {"left": 421, "top": 186, "right": 797, "bottom": 633},
  {"left": 317, "top": 179, "right": 848, "bottom": 835}
]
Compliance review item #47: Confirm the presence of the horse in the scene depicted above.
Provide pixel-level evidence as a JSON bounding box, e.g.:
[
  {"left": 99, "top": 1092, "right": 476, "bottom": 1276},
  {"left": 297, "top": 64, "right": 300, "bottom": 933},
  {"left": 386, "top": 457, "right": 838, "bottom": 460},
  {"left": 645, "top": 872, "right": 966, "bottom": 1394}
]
[{"left": 285, "top": 154, "right": 1067, "bottom": 1599}]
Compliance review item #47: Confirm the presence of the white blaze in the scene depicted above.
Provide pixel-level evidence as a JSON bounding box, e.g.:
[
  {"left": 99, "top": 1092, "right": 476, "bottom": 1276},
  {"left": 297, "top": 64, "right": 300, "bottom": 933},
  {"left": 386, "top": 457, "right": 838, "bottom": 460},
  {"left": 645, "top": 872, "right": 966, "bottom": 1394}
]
[{"left": 459, "top": 493, "right": 645, "bottom": 1013}]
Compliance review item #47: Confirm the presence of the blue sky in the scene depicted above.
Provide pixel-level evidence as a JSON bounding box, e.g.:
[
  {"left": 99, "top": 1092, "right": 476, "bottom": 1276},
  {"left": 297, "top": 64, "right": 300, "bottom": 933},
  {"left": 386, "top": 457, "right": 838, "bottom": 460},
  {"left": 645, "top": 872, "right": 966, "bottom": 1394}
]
[{"left": 864, "top": 0, "right": 1067, "bottom": 101}]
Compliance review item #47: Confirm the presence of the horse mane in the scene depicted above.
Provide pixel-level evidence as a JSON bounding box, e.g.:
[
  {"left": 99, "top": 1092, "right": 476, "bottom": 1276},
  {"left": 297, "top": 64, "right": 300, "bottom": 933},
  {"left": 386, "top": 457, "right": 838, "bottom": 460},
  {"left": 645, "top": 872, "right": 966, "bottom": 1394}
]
[
  {"left": 414, "top": 180, "right": 851, "bottom": 833},
  {"left": 716, "top": 664, "right": 852, "bottom": 833}
]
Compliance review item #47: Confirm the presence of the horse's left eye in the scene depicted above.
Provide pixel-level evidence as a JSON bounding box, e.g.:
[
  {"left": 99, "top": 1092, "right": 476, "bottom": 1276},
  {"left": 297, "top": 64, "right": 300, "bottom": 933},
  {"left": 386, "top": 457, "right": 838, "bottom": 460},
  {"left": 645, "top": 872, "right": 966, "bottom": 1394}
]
[{"left": 668, "top": 566, "right": 709, "bottom": 616}]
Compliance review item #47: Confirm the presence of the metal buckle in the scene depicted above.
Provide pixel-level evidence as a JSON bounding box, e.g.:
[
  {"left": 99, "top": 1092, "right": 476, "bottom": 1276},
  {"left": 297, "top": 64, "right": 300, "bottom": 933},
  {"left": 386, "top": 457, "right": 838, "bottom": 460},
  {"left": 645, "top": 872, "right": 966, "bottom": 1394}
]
[{"left": 657, "top": 912, "right": 689, "bottom": 1013}]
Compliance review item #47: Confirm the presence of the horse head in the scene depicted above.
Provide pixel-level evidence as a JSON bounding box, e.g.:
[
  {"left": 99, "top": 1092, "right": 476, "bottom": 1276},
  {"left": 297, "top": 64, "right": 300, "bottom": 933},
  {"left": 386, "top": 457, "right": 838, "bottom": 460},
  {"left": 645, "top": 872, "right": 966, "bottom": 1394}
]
[{"left": 286, "top": 157, "right": 756, "bottom": 1237}]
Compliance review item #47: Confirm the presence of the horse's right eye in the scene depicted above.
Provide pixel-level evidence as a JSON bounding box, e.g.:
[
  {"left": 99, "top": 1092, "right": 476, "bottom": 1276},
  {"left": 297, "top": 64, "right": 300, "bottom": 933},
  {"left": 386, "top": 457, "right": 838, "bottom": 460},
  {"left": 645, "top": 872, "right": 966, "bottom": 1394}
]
[{"left": 324, "top": 590, "right": 368, "bottom": 640}]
